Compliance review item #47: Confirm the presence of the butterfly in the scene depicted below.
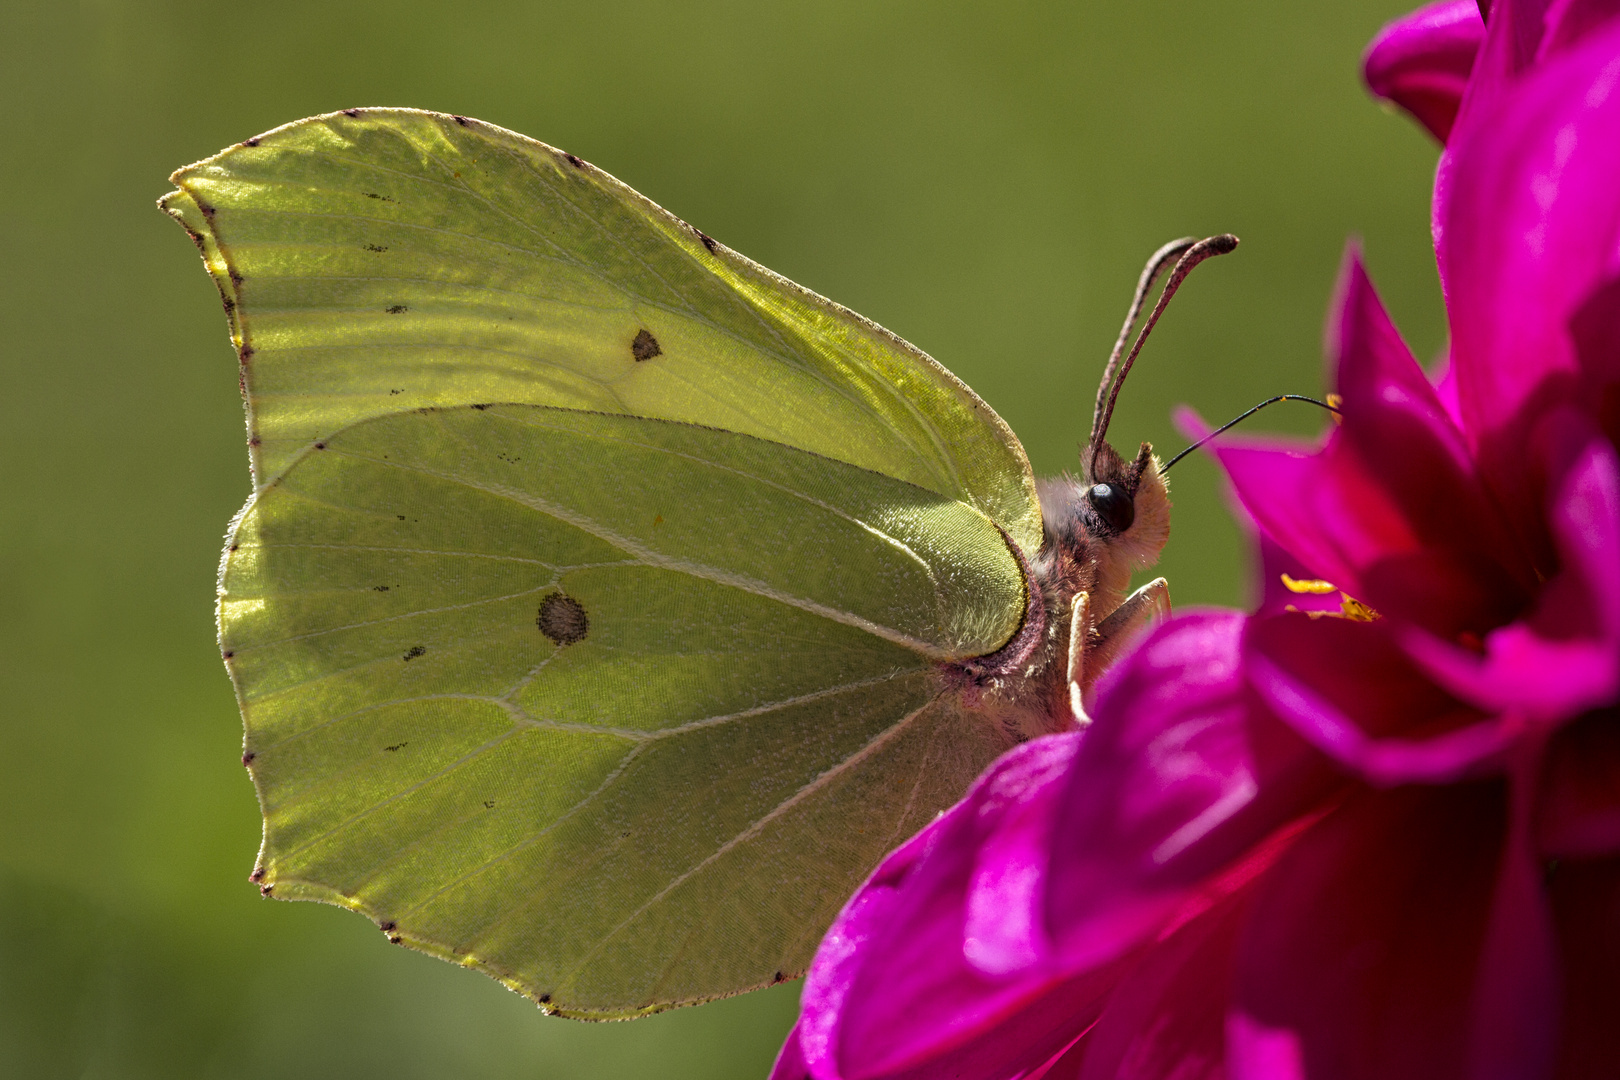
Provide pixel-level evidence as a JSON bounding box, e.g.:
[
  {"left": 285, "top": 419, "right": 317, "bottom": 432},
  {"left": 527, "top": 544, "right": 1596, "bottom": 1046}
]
[{"left": 162, "top": 108, "right": 1228, "bottom": 1019}]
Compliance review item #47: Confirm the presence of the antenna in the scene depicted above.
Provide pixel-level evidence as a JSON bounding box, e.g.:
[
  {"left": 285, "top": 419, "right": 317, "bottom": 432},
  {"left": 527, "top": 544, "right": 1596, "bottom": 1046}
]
[
  {"left": 1091, "top": 238, "right": 1195, "bottom": 440},
  {"left": 1088, "top": 235, "right": 1240, "bottom": 466},
  {"left": 1161, "top": 394, "right": 1342, "bottom": 472}
]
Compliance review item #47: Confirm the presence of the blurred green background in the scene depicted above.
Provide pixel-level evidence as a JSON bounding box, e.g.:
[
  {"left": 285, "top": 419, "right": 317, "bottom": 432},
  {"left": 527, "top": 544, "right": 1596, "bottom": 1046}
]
[{"left": 0, "top": 1, "right": 1443, "bottom": 1076}]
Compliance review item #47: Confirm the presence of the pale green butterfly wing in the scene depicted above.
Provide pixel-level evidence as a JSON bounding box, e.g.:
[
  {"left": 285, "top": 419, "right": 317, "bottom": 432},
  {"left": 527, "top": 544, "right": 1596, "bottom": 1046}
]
[
  {"left": 167, "top": 109, "right": 1045, "bottom": 1017},
  {"left": 160, "top": 108, "right": 1040, "bottom": 556},
  {"left": 227, "top": 404, "right": 1014, "bottom": 1016}
]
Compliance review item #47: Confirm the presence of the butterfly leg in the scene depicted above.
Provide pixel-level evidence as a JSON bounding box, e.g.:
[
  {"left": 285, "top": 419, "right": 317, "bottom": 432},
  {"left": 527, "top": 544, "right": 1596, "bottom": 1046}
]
[
  {"left": 1067, "top": 578, "right": 1171, "bottom": 725},
  {"left": 1066, "top": 592, "right": 1094, "bottom": 726},
  {"left": 1090, "top": 578, "right": 1170, "bottom": 682}
]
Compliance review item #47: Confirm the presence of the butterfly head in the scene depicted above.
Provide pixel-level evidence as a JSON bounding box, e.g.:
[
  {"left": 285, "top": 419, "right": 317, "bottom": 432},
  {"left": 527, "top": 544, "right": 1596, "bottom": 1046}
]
[
  {"left": 1079, "top": 436, "right": 1170, "bottom": 569},
  {"left": 1038, "top": 436, "right": 1170, "bottom": 588}
]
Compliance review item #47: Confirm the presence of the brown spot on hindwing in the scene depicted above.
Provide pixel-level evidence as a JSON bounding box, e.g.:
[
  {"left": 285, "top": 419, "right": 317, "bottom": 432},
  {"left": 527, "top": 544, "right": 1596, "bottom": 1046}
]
[
  {"left": 537, "top": 592, "right": 589, "bottom": 646},
  {"left": 631, "top": 329, "right": 662, "bottom": 361}
]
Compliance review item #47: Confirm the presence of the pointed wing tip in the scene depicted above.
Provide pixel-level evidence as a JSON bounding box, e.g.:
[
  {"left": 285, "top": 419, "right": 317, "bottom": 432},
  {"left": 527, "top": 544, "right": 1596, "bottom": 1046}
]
[
  {"left": 159, "top": 107, "right": 449, "bottom": 182},
  {"left": 159, "top": 107, "right": 583, "bottom": 208},
  {"left": 155, "top": 188, "right": 186, "bottom": 221}
]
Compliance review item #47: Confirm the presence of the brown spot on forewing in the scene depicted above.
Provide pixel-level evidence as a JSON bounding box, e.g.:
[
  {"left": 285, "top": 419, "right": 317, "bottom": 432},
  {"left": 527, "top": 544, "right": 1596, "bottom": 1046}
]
[
  {"left": 631, "top": 328, "right": 662, "bottom": 361},
  {"left": 536, "top": 592, "right": 588, "bottom": 646}
]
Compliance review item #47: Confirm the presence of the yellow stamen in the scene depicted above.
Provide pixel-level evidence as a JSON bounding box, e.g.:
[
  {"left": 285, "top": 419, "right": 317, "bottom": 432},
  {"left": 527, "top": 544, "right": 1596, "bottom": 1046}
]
[
  {"left": 1281, "top": 574, "right": 1339, "bottom": 594},
  {"left": 1283, "top": 590, "right": 1380, "bottom": 622},
  {"left": 1338, "top": 595, "right": 1379, "bottom": 622}
]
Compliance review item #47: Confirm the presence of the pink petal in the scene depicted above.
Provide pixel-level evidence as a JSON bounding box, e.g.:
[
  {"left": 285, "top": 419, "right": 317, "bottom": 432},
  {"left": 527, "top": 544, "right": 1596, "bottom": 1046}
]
[
  {"left": 1253, "top": 536, "right": 1343, "bottom": 619},
  {"left": 1245, "top": 614, "right": 1509, "bottom": 784},
  {"left": 1017, "top": 1029, "right": 1095, "bottom": 1080},
  {"left": 964, "top": 736, "right": 1081, "bottom": 975},
  {"left": 1467, "top": 741, "right": 1561, "bottom": 1080},
  {"left": 1398, "top": 432, "right": 1620, "bottom": 724},
  {"left": 1043, "top": 612, "right": 1332, "bottom": 971},
  {"left": 1537, "top": 709, "right": 1620, "bottom": 856},
  {"left": 1214, "top": 437, "right": 1415, "bottom": 610},
  {"left": 1363, "top": 0, "right": 1485, "bottom": 143},
  {"left": 1171, "top": 409, "right": 1346, "bottom": 620},
  {"left": 1540, "top": 0, "right": 1620, "bottom": 59},
  {"left": 799, "top": 735, "right": 1123, "bottom": 1080},
  {"left": 1210, "top": 252, "right": 1529, "bottom": 636},
  {"left": 1075, "top": 883, "right": 1254, "bottom": 1080},
  {"left": 1429, "top": 3, "right": 1620, "bottom": 304},
  {"left": 1230, "top": 784, "right": 1509, "bottom": 1080},
  {"left": 1226, "top": 1013, "right": 1307, "bottom": 1080},
  {"left": 1568, "top": 272, "right": 1620, "bottom": 450},
  {"left": 771, "top": 1023, "right": 812, "bottom": 1080},
  {"left": 1433, "top": 0, "right": 1552, "bottom": 284},
  {"left": 1441, "top": 15, "right": 1620, "bottom": 530},
  {"left": 1431, "top": 346, "right": 1467, "bottom": 429},
  {"left": 1329, "top": 250, "right": 1533, "bottom": 625},
  {"left": 1450, "top": 0, "right": 1553, "bottom": 142},
  {"left": 1024, "top": 1032, "right": 1092, "bottom": 1080},
  {"left": 1547, "top": 855, "right": 1620, "bottom": 1078}
]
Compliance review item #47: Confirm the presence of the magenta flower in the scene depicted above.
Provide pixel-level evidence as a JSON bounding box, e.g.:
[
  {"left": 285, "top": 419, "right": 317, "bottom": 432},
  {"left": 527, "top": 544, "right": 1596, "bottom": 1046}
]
[
  {"left": 772, "top": 2, "right": 1620, "bottom": 1077},
  {"left": 1364, "top": 0, "right": 1484, "bottom": 143}
]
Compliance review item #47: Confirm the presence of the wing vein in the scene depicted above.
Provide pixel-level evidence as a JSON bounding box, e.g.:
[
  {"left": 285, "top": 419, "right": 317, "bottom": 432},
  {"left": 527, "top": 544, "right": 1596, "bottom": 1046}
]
[
  {"left": 557, "top": 690, "right": 947, "bottom": 986},
  {"left": 335, "top": 447, "right": 948, "bottom": 658},
  {"left": 228, "top": 583, "right": 556, "bottom": 653},
  {"left": 383, "top": 673, "right": 933, "bottom": 924}
]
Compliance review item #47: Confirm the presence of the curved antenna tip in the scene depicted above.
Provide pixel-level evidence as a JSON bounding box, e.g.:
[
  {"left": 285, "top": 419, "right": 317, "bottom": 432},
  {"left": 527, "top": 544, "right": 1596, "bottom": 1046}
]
[{"left": 1088, "top": 233, "right": 1241, "bottom": 468}]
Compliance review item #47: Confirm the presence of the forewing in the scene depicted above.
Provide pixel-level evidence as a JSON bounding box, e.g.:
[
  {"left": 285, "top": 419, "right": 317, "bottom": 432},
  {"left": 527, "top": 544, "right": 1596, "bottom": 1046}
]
[
  {"left": 162, "top": 108, "right": 1042, "bottom": 555},
  {"left": 225, "top": 405, "right": 1014, "bottom": 1016}
]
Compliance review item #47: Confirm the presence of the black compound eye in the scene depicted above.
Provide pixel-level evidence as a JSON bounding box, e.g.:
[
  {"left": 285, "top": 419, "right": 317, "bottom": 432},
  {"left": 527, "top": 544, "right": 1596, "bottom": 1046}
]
[{"left": 1087, "top": 483, "right": 1135, "bottom": 533}]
